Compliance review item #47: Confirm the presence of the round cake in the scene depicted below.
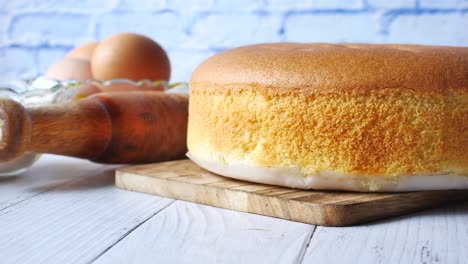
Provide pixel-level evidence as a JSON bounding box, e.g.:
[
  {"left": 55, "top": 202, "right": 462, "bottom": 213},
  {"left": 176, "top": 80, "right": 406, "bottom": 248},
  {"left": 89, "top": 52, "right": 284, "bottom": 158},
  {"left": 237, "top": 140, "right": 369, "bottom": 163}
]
[{"left": 187, "top": 43, "right": 468, "bottom": 192}]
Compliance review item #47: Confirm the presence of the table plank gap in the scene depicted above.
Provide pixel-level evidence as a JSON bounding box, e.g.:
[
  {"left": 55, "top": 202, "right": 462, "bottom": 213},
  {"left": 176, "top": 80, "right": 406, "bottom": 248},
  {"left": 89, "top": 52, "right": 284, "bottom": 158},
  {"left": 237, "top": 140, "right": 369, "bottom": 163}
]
[
  {"left": 302, "top": 201, "right": 468, "bottom": 264},
  {"left": 0, "top": 157, "right": 175, "bottom": 264},
  {"left": 92, "top": 200, "right": 314, "bottom": 264},
  {"left": 297, "top": 226, "right": 317, "bottom": 264},
  {"left": 89, "top": 199, "right": 176, "bottom": 263}
]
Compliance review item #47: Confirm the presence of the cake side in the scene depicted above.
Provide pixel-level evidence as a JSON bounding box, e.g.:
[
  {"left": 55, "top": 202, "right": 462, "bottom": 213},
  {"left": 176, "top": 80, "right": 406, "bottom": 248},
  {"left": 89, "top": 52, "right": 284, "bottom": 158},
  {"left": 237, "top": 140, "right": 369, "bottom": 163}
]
[{"left": 187, "top": 85, "right": 468, "bottom": 190}]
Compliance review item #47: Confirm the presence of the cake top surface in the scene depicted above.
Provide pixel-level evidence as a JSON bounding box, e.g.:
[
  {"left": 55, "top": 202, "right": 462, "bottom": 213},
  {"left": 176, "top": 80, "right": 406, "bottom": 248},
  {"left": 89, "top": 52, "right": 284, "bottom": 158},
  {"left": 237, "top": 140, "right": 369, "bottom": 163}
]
[{"left": 190, "top": 43, "right": 468, "bottom": 93}]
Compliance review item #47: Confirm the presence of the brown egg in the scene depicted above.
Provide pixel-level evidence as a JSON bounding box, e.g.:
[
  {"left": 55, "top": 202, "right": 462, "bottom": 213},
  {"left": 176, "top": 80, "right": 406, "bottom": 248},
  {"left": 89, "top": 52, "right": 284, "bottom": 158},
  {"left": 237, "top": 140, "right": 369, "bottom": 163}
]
[
  {"left": 45, "top": 58, "right": 93, "bottom": 81},
  {"left": 91, "top": 33, "right": 170, "bottom": 82},
  {"left": 66, "top": 42, "right": 99, "bottom": 61}
]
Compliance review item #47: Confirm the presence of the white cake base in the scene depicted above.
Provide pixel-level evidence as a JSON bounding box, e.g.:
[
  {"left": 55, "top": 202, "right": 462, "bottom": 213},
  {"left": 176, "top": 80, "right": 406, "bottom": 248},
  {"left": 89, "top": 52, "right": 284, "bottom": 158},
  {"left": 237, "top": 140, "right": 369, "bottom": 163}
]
[{"left": 187, "top": 152, "right": 468, "bottom": 192}]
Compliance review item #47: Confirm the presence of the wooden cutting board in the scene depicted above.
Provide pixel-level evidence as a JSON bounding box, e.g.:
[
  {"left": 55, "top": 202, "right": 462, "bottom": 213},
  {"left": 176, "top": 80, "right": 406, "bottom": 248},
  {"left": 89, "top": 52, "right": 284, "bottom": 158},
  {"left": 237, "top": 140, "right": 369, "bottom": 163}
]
[{"left": 115, "top": 159, "right": 468, "bottom": 226}]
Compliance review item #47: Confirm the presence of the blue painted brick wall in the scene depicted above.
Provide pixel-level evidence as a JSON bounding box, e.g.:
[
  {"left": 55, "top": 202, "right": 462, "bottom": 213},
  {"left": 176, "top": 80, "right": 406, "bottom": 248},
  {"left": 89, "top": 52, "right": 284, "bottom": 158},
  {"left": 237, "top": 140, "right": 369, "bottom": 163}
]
[{"left": 0, "top": 0, "right": 467, "bottom": 82}]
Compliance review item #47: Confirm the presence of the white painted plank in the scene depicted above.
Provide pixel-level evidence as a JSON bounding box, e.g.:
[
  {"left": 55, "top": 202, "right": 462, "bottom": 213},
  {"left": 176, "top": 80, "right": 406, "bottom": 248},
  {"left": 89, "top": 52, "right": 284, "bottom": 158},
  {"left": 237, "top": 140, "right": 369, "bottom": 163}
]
[
  {"left": 94, "top": 200, "right": 315, "bottom": 264},
  {"left": 0, "top": 162, "right": 174, "bottom": 264},
  {"left": 303, "top": 202, "right": 468, "bottom": 264},
  {"left": 0, "top": 155, "right": 104, "bottom": 210}
]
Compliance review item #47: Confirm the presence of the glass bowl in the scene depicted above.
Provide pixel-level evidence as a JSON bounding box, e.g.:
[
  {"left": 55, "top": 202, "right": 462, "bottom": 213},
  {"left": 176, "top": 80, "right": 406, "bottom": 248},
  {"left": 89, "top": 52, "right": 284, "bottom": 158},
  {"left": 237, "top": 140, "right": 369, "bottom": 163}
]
[{"left": 0, "top": 77, "right": 187, "bottom": 177}]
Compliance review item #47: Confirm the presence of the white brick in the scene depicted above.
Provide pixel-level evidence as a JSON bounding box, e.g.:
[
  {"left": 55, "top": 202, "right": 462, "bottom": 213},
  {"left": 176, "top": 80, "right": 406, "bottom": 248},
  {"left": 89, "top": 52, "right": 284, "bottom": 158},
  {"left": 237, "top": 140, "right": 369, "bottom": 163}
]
[
  {"left": 0, "top": 48, "right": 37, "bottom": 80},
  {"left": 0, "top": 0, "right": 116, "bottom": 12},
  {"left": 167, "top": 50, "right": 215, "bottom": 83},
  {"left": 0, "top": 15, "right": 8, "bottom": 28},
  {"left": 10, "top": 14, "right": 91, "bottom": 46},
  {"left": 190, "top": 13, "right": 281, "bottom": 49},
  {"left": 419, "top": 0, "right": 464, "bottom": 9},
  {"left": 212, "top": 0, "right": 265, "bottom": 11},
  {"left": 387, "top": 13, "right": 468, "bottom": 46},
  {"left": 164, "top": 0, "right": 215, "bottom": 12},
  {"left": 0, "top": 15, "right": 9, "bottom": 46},
  {"left": 38, "top": 47, "right": 70, "bottom": 74},
  {"left": 116, "top": 0, "right": 167, "bottom": 11},
  {"left": 266, "top": 0, "right": 363, "bottom": 10},
  {"left": 284, "top": 13, "right": 381, "bottom": 43},
  {"left": 95, "top": 12, "right": 187, "bottom": 51},
  {"left": 367, "top": 0, "right": 416, "bottom": 9}
]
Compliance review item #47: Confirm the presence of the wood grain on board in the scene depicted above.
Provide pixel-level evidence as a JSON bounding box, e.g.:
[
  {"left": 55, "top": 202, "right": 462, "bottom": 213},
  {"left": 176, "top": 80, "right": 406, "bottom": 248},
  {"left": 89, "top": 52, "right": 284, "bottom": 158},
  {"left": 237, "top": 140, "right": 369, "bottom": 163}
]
[{"left": 116, "top": 159, "right": 468, "bottom": 227}]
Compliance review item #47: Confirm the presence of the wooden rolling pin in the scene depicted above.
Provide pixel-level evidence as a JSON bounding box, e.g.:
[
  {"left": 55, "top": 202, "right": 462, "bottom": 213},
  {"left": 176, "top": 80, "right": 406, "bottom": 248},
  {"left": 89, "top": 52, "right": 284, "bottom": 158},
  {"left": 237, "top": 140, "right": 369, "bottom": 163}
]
[{"left": 0, "top": 92, "right": 188, "bottom": 164}]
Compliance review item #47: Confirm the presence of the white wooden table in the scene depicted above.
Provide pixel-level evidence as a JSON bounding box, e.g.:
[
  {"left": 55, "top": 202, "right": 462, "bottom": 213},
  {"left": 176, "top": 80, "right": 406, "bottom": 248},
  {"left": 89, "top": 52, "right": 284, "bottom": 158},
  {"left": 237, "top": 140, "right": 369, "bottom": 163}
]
[{"left": 0, "top": 155, "right": 466, "bottom": 264}]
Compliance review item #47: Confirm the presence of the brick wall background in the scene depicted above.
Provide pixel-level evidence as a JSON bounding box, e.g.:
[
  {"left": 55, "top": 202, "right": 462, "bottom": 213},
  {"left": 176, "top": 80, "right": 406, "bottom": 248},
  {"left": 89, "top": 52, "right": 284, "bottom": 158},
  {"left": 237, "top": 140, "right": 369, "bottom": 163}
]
[{"left": 0, "top": 0, "right": 467, "bottom": 82}]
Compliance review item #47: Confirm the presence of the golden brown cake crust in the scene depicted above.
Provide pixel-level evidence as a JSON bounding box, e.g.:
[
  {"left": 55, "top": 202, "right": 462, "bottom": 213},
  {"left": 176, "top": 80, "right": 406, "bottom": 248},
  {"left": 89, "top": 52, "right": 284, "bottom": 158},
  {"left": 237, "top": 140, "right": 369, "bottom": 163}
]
[
  {"left": 191, "top": 43, "right": 468, "bottom": 93},
  {"left": 188, "top": 43, "right": 468, "bottom": 190}
]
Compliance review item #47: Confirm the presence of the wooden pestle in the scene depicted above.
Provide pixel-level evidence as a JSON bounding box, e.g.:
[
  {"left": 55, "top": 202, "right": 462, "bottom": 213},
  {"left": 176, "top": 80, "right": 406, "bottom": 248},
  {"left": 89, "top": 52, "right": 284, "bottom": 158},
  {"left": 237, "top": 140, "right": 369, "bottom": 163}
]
[{"left": 0, "top": 91, "right": 188, "bottom": 164}]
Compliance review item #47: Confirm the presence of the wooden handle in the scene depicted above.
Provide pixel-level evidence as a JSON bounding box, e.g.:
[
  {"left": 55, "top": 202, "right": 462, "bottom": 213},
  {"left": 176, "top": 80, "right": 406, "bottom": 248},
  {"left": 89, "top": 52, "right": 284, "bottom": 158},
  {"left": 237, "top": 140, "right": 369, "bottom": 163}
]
[
  {"left": 0, "top": 99, "right": 31, "bottom": 161},
  {"left": 0, "top": 92, "right": 188, "bottom": 164}
]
